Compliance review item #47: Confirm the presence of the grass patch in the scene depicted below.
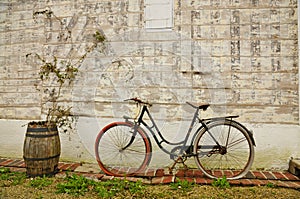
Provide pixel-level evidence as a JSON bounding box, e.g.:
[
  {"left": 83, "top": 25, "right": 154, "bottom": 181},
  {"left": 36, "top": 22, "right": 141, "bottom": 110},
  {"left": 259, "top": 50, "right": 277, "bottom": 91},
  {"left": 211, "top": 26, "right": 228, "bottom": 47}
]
[
  {"left": 56, "top": 173, "right": 146, "bottom": 198},
  {"left": 1, "top": 168, "right": 299, "bottom": 198},
  {"left": 29, "top": 175, "right": 53, "bottom": 189},
  {"left": 94, "top": 178, "right": 145, "bottom": 198},
  {"left": 56, "top": 173, "right": 93, "bottom": 196},
  {"left": 0, "top": 168, "right": 26, "bottom": 186}
]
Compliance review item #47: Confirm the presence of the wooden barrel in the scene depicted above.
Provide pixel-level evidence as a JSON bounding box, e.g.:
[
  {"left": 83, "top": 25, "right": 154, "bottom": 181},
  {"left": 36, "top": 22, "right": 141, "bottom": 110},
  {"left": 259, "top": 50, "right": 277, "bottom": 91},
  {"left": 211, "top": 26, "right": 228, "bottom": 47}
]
[{"left": 23, "top": 122, "right": 61, "bottom": 177}]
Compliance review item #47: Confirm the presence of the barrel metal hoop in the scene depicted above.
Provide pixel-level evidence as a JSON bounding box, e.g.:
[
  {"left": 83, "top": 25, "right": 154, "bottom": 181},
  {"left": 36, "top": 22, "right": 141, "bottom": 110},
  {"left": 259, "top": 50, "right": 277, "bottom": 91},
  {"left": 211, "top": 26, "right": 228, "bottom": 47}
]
[
  {"left": 25, "top": 133, "right": 59, "bottom": 138},
  {"left": 27, "top": 127, "right": 57, "bottom": 132},
  {"left": 23, "top": 154, "right": 60, "bottom": 161}
]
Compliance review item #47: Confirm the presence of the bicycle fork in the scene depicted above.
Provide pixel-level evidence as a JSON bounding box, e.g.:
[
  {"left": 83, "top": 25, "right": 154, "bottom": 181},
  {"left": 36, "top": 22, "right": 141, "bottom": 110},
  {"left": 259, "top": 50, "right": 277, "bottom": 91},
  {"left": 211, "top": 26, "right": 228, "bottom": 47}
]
[{"left": 120, "top": 125, "right": 138, "bottom": 151}]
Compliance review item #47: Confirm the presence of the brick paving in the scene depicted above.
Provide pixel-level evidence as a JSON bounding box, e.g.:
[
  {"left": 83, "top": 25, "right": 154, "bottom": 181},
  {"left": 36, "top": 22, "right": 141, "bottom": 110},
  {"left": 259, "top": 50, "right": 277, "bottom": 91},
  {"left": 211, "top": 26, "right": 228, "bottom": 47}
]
[{"left": 0, "top": 157, "right": 299, "bottom": 189}]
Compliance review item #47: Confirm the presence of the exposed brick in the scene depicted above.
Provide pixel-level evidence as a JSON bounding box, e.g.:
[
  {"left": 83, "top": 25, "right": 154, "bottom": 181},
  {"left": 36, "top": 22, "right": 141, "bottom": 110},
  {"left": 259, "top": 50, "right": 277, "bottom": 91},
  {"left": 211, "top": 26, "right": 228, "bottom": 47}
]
[
  {"left": 151, "top": 177, "right": 164, "bottom": 184},
  {"left": 58, "top": 163, "right": 64, "bottom": 167},
  {"left": 119, "top": 167, "right": 130, "bottom": 174},
  {"left": 194, "top": 177, "right": 210, "bottom": 185},
  {"left": 0, "top": 159, "right": 14, "bottom": 166},
  {"left": 101, "top": 175, "right": 115, "bottom": 181},
  {"left": 128, "top": 167, "right": 139, "bottom": 174},
  {"left": 223, "top": 170, "right": 234, "bottom": 178},
  {"left": 19, "top": 162, "right": 26, "bottom": 167},
  {"left": 239, "top": 179, "right": 253, "bottom": 186},
  {"left": 126, "top": 176, "right": 144, "bottom": 183},
  {"left": 7, "top": 159, "right": 24, "bottom": 167},
  {"left": 263, "top": 171, "right": 276, "bottom": 180},
  {"left": 176, "top": 177, "right": 188, "bottom": 182},
  {"left": 155, "top": 168, "right": 165, "bottom": 177},
  {"left": 58, "top": 163, "right": 73, "bottom": 171},
  {"left": 184, "top": 169, "right": 194, "bottom": 177},
  {"left": 81, "top": 173, "right": 95, "bottom": 179},
  {"left": 272, "top": 171, "right": 288, "bottom": 180},
  {"left": 68, "top": 163, "right": 82, "bottom": 171},
  {"left": 282, "top": 172, "right": 300, "bottom": 181},
  {"left": 252, "top": 171, "right": 267, "bottom": 180},
  {"left": 8, "top": 167, "right": 26, "bottom": 173},
  {"left": 161, "top": 176, "right": 175, "bottom": 184},
  {"left": 141, "top": 179, "right": 152, "bottom": 185},
  {"left": 175, "top": 169, "right": 185, "bottom": 177},
  {"left": 192, "top": 170, "right": 205, "bottom": 177},
  {"left": 289, "top": 181, "right": 300, "bottom": 189},
  {"left": 284, "top": 181, "right": 300, "bottom": 189},
  {"left": 205, "top": 178, "right": 213, "bottom": 185},
  {"left": 245, "top": 171, "right": 256, "bottom": 179},
  {"left": 194, "top": 177, "right": 206, "bottom": 184},
  {"left": 212, "top": 170, "right": 223, "bottom": 178},
  {"left": 142, "top": 168, "right": 156, "bottom": 177},
  {"left": 249, "top": 179, "right": 265, "bottom": 186},
  {"left": 275, "top": 180, "right": 290, "bottom": 188},
  {"left": 228, "top": 180, "right": 242, "bottom": 186}
]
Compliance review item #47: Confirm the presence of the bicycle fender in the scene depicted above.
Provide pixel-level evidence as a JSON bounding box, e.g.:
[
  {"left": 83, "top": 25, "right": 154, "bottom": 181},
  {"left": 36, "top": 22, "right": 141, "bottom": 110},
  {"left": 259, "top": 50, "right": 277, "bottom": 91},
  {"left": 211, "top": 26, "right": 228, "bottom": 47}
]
[
  {"left": 224, "top": 119, "right": 256, "bottom": 147},
  {"left": 192, "top": 119, "right": 256, "bottom": 147},
  {"left": 234, "top": 121, "right": 256, "bottom": 147}
]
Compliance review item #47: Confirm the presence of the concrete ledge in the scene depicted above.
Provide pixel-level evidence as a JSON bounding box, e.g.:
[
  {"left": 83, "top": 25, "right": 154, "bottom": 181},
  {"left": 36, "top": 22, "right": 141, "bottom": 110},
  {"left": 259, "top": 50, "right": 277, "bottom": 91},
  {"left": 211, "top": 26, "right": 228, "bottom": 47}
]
[{"left": 289, "top": 158, "right": 300, "bottom": 176}]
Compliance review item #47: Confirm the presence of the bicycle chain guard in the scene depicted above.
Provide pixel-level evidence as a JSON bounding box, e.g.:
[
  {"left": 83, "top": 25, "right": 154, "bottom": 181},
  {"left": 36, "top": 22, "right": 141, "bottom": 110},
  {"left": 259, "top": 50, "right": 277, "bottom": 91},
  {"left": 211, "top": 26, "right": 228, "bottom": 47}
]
[{"left": 170, "top": 145, "right": 193, "bottom": 160}]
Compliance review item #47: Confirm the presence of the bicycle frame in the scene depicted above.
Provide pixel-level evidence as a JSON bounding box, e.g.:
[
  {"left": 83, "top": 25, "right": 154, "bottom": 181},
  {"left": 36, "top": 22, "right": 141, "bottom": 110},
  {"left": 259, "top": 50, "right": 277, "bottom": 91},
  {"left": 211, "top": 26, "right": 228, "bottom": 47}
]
[
  {"left": 96, "top": 98, "right": 256, "bottom": 179},
  {"left": 126, "top": 104, "right": 202, "bottom": 157}
]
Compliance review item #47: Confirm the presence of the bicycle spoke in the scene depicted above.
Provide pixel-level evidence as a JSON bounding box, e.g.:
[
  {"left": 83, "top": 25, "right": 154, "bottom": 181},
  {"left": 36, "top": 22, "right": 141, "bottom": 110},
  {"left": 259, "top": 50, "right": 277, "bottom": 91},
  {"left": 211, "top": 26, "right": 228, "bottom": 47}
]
[
  {"left": 95, "top": 122, "right": 152, "bottom": 176},
  {"left": 194, "top": 120, "right": 254, "bottom": 179}
]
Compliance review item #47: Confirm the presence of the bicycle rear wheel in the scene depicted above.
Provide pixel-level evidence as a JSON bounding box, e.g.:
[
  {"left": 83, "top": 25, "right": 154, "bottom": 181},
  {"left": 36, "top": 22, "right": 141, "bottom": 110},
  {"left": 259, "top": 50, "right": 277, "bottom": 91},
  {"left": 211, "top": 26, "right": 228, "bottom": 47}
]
[
  {"left": 193, "top": 119, "right": 254, "bottom": 180},
  {"left": 95, "top": 122, "right": 152, "bottom": 176}
]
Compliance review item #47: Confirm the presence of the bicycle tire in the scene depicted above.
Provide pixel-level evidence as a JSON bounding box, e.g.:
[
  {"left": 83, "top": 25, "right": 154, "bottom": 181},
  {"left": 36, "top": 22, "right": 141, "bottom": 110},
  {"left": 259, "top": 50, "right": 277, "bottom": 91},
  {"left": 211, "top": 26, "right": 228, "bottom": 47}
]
[
  {"left": 193, "top": 119, "right": 254, "bottom": 180},
  {"left": 95, "top": 121, "right": 152, "bottom": 176}
]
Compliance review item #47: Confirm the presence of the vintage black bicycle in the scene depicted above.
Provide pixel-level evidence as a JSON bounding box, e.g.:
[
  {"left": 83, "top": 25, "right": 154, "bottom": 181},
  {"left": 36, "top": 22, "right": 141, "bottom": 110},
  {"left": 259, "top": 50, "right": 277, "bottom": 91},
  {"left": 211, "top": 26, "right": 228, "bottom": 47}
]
[{"left": 95, "top": 98, "right": 255, "bottom": 179}]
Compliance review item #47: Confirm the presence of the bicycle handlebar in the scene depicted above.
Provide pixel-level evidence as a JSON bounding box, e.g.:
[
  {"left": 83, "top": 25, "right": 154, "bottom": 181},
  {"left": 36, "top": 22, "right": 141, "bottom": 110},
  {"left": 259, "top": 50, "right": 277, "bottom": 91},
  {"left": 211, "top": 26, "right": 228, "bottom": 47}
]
[
  {"left": 124, "top": 98, "right": 209, "bottom": 110},
  {"left": 124, "top": 98, "right": 152, "bottom": 106}
]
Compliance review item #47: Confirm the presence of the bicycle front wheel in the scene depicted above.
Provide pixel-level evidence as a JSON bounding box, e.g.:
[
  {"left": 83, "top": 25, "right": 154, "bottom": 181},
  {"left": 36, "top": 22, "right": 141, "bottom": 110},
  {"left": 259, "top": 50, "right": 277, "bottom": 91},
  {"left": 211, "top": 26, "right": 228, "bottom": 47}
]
[
  {"left": 95, "top": 122, "right": 152, "bottom": 176},
  {"left": 193, "top": 119, "right": 254, "bottom": 180}
]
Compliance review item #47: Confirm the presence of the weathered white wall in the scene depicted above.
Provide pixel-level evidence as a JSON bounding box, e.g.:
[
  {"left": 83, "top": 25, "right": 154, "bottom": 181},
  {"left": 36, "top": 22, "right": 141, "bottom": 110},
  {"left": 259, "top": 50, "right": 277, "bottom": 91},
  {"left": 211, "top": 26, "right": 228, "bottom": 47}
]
[
  {"left": 1, "top": 118, "right": 299, "bottom": 171},
  {"left": 0, "top": 0, "right": 299, "bottom": 170},
  {"left": 0, "top": 0, "right": 298, "bottom": 123}
]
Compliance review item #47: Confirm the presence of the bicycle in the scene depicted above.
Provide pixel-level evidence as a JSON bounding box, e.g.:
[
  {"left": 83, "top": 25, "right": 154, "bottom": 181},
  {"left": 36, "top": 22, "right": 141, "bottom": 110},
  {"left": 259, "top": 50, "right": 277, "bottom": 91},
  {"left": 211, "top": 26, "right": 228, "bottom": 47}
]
[{"left": 95, "top": 98, "right": 255, "bottom": 180}]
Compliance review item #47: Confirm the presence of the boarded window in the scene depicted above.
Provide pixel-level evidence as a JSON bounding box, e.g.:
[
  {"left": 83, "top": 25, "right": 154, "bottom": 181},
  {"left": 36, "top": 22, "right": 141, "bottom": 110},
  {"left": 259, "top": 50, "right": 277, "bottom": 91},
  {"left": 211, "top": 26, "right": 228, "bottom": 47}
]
[{"left": 145, "top": 0, "right": 173, "bottom": 30}]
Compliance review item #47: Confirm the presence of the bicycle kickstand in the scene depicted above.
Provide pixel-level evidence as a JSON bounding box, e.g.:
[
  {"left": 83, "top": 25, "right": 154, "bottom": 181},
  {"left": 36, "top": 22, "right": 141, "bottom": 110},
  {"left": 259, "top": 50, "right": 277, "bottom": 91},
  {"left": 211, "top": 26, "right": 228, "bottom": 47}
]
[{"left": 168, "top": 156, "right": 189, "bottom": 175}]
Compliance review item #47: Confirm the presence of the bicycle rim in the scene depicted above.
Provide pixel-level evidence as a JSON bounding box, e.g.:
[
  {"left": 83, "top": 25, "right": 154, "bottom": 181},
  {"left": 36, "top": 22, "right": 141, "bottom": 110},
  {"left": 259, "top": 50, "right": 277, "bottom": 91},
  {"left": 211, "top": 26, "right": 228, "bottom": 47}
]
[
  {"left": 194, "top": 120, "right": 254, "bottom": 180},
  {"left": 95, "top": 122, "right": 152, "bottom": 176}
]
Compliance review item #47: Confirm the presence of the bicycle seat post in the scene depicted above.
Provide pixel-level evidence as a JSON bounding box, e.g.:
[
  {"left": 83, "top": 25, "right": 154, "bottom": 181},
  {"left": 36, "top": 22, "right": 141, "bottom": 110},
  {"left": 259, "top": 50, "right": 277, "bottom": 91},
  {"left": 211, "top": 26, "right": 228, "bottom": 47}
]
[{"left": 185, "top": 107, "right": 199, "bottom": 139}]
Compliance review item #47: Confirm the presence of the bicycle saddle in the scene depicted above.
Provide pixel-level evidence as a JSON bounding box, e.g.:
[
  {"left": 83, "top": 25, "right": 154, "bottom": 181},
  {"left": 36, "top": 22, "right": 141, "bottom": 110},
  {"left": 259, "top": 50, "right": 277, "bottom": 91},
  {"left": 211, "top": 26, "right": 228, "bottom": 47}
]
[{"left": 186, "top": 102, "right": 210, "bottom": 111}]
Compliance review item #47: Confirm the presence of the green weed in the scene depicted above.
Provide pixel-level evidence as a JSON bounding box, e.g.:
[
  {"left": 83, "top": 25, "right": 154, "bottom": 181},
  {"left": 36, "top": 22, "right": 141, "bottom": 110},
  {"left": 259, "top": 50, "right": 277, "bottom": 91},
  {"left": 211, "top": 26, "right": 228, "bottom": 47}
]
[
  {"left": 94, "top": 178, "right": 145, "bottom": 198},
  {"left": 56, "top": 174, "right": 93, "bottom": 196},
  {"left": 212, "top": 176, "right": 230, "bottom": 189},
  {"left": 170, "top": 178, "right": 194, "bottom": 192},
  {"left": 265, "top": 182, "right": 277, "bottom": 188},
  {"left": 0, "top": 168, "right": 10, "bottom": 174},
  {"left": 56, "top": 173, "right": 146, "bottom": 198},
  {"left": 30, "top": 175, "right": 53, "bottom": 189}
]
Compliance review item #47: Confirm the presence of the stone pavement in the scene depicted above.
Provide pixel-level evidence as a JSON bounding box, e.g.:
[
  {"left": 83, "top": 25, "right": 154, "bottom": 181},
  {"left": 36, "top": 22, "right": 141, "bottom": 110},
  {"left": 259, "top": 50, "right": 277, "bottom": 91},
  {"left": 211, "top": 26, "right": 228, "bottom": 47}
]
[{"left": 0, "top": 157, "right": 299, "bottom": 189}]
